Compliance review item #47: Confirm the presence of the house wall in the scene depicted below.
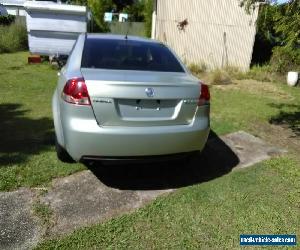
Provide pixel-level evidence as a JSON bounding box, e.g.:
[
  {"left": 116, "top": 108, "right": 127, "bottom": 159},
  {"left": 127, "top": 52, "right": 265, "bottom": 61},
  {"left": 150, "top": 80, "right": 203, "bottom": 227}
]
[{"left": 154, "top": 0, "right": 259, "bottom": 70}]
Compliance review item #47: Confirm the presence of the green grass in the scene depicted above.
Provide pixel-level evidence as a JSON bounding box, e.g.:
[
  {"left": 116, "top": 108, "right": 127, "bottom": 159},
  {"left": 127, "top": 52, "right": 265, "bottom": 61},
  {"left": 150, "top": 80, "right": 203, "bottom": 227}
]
[
  {"left": 0, "top": 22, "right": 28, "bottom": 53},
  {"left": 36, "top": 157, "right": 300, "bottom": 249},
  {"left": 33, "top": 201, "right": 53, "bottom": 227},
  {"left": 210, "top": 79, "right": 300, "bottom": 135},
  {"left": 0, "top": 52, "right": 86, "bottom": 191}
]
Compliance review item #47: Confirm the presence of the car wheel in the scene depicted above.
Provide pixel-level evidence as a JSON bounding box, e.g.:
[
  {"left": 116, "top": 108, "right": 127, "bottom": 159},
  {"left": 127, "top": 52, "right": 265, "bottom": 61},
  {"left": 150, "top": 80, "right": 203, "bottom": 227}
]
[{"left": 55, "top": 138, "right": 74, "bottom": 163}]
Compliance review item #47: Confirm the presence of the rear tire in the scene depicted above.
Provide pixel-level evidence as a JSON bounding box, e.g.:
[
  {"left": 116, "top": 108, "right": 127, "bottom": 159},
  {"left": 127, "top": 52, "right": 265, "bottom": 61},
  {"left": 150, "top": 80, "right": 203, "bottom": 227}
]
[{"left": 55, "top": 138, "right": 74, "bottom": 163}]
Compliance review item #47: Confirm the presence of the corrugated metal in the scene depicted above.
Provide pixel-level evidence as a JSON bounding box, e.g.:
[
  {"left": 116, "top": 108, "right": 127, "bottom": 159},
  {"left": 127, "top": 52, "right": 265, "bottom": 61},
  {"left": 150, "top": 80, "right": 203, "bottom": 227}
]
[
  {"left": 155, "top": 0, "right": 259, "bottom": 70},
  {"left": 24, "top": 2, "right": 87, "bottom": 56},
  {"left": 28, "top": 31, "right": 79, "bottom": 55}
]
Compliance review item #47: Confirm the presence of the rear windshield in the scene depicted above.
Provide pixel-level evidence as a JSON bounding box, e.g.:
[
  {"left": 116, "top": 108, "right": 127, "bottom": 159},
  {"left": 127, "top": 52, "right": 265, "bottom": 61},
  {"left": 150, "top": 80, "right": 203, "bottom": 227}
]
[{"left": 81, "top": 38, "right": 185, "bottom": 72}]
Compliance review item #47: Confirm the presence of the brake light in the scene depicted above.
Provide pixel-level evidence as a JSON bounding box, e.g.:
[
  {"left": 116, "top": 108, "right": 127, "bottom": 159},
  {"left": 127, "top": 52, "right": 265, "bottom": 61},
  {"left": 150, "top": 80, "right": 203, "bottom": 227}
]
[
  {"left": 198, "top": 83, "right": 210, "bottom": 106},
  {"left": 62, "top": 77, "right": 91, "bottom": 105}
]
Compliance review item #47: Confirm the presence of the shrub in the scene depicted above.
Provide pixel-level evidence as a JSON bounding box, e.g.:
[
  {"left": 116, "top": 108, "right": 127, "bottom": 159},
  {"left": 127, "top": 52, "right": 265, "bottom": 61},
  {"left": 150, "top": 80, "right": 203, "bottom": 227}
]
[
  {"left": 270, "top": 46, "right": 300, "bottom": 73},
  {"left": 189, "top": 62, "right": 207, "bottom": 75},
  {"left": 0, "top": 15, "right": 15, "bottom": 25},
  {"left": 0, "top": 22, "right": 28, "bottom": 53},
  {"left": 209, "top": 69, "right": 231, "bottom": 85},
  {"left": 143, "top": 0, "right": 153, "bottom": 37}
]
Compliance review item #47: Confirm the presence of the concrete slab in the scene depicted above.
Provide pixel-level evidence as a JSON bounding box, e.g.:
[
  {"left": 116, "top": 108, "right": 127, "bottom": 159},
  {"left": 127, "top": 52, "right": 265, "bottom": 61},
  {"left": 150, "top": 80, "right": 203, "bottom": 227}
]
[
  {"left": 0, "top": 189, "right": 43, "bottom": 250},
  {"left": 0, "top": 131, "right": 286, "bottom": 247},
  {"left": 40, "top": 131, "right": 285, "bottom": 237},
  {"left": 218, "top": 131, "right": 286, "bottom": 168},
  {"left": 41, "top": 170, "right": 173, "bottom": 236}
]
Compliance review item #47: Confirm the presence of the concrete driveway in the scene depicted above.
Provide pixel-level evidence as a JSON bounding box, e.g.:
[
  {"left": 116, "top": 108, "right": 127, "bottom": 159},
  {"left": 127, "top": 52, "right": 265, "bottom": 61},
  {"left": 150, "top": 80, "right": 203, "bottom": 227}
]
[{"left": 0, "top": 131, "right": 285, "bottom": 250}]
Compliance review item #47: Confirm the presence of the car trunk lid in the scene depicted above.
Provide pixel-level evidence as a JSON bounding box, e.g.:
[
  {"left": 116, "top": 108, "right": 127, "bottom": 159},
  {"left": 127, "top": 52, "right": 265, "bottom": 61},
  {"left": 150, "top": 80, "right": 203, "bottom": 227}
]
[{"left": 81, "top": 68, "right": 200, "bottom": 127}]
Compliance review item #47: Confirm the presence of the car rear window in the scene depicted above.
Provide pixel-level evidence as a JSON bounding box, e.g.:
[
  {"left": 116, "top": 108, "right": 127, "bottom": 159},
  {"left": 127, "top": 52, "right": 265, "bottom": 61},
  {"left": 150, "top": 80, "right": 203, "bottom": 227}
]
[{"left": 81, "top": 38, "right": 185, "bottom": 72}]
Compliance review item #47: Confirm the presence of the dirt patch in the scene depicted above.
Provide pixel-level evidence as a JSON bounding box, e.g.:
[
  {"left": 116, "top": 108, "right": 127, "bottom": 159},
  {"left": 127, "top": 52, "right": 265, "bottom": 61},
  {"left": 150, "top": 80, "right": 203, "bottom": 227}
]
[{"left": 250, "top": 122, "right": 300, "bottom": 160}]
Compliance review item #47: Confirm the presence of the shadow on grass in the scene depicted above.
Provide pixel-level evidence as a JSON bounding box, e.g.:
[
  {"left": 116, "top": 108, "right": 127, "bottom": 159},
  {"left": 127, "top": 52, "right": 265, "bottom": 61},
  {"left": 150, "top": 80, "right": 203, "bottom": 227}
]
[
  {"left": 87, "top": 131, "right": 239, "bottom": 190},
  {"left": 0, "top": 103, "right": 54, "bottom": 165},
  {"left": 269, "top": 103, "right": 300, "bottom": 136}
]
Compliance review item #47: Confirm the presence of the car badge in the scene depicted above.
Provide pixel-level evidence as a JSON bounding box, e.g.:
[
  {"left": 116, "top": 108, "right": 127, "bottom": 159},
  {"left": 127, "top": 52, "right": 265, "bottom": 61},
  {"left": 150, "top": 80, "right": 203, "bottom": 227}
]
[{"left": 145, "top": 88, "right": 154, "bottom": 98}]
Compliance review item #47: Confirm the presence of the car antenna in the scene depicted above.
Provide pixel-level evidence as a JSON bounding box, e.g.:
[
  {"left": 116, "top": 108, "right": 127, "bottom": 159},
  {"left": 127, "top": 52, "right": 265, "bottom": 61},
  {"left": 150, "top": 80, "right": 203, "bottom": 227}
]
[
  {"left": 125, "top": 25, "right": 129, "bottom": 40},
  {"left": 125, "top": 19, "right": 132, "bottom": 40}
]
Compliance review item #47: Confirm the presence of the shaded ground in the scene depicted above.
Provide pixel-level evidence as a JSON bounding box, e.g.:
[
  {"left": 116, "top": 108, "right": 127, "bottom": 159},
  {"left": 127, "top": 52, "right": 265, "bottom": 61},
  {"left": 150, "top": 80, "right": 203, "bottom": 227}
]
[
  {"left": 0, "top": 103, "right": 53, "bottom": 165},
  {"left": 0, "top": 131, "right": 285, "bottom": 249},
  {"left": 269, "top": 103, "right": 300, "bottom": 136}
]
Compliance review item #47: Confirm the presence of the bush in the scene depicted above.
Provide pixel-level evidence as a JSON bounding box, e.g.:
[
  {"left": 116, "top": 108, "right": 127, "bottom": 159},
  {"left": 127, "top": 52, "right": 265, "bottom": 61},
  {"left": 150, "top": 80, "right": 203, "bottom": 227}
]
[
  {"left": 209, "top": 69, "right": 231, "bottom": 85},
  {"left": 0, "top": 15, "right": 15, "bottom": 25},
  {"left": 0, "top": 22, "right": 28, "bottom": 53},
  {"left": 143, "top": 0, "right": 153, "bottom": 37},
  {"left": 189, "top": 62, "right": 207, "bottom": 75},
  {"left": 270, "top": 46, "right": 300, "bottom": 73}
]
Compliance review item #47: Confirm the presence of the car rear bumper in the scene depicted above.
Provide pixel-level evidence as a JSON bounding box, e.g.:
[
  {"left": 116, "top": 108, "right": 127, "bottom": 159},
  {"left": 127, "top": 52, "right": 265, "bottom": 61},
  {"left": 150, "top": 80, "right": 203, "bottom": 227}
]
[{"left": 63, "top": 116, "right": 210, "bottom": 162}]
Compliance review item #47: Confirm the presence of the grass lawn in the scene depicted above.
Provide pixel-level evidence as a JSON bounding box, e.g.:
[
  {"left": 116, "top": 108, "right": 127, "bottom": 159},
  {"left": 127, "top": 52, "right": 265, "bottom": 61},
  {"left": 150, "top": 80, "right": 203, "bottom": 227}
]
[
  {"left": 0, "top": 52, "right": 86, "bottom": 191},
  {"left": 0, "top": 52, "right": 299, "bottom": 248},
  {"left": 36, "top": 157, "right": 300, "bottom": 249}
]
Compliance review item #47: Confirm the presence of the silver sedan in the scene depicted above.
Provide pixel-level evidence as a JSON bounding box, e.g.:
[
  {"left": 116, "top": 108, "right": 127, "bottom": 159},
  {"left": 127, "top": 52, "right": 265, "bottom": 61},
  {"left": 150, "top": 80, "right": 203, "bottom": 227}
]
[{"left": 52, "top": 34, "right": 210, "bottom": 162}]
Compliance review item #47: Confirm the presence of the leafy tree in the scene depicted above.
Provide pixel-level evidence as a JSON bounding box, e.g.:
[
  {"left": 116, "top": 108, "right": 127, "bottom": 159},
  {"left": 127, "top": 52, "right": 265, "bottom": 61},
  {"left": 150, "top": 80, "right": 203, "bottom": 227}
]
[
  {"left": 243, "top": 0, "right": 299, "bottom": 71},
  {"left": 123, "top": 0, "right": 145, "bottom": 22},
  {"left": 112, "top": 0, "right": 134, "bottom": 12},
  {"left": 242, "top": 0, "right": 299, "bottom": 48},
  {"left": 274, "top": 1, "right": 300, "bottom": 48},
  {"left": 87, "top": 0, "right": 113, "bottom": 32}
]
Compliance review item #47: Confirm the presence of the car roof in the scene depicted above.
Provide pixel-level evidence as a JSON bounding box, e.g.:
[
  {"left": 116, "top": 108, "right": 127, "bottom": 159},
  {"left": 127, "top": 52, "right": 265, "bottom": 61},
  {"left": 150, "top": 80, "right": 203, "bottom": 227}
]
[{"left": 86, "top": 33, "right": 160, "bottom": 44}]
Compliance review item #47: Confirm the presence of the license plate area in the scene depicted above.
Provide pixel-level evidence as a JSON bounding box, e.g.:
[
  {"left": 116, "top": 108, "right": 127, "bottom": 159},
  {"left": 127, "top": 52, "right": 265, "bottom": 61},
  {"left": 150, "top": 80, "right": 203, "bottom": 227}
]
[{"left": 117, "top": 99, "right": 178, "bottom": 119}]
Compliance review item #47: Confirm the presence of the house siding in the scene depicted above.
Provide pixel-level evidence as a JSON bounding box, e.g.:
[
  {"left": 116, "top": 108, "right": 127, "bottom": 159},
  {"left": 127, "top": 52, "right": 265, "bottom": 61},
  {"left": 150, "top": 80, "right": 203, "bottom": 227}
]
[{"left": 155, "top": 0, "right": 259, "bottom": 70}]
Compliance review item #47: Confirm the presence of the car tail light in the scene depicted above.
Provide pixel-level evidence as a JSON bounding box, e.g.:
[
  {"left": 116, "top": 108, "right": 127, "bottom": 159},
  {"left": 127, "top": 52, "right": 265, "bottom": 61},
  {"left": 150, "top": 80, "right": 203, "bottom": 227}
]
[
  {"left": 198, "top": 83, "right": 210, "bottom": 106},
  {"left": 62, "top": 77, "right": 91, "bottom": 105}
]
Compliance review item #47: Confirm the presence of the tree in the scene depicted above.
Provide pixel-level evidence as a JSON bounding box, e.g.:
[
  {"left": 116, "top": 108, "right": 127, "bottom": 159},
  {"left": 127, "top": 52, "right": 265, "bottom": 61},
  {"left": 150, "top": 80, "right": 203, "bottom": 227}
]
[
  {"left": 244, "top": 0, "right": 299, "bottom": 71},
  {"left": 112, "top": 0, "right": 134, "bottom": 12},
  {"left": 241, "top": 0, "right": 300, "bottom": 48},
  {"left": 87, "top": 0, "right": 113, "bottom": 32},
  {"left": 143, "top": 0, "right": 153, "bottom": 37},
  {"left": 123, "top": 0, "right": 145, "bottom": 22}
]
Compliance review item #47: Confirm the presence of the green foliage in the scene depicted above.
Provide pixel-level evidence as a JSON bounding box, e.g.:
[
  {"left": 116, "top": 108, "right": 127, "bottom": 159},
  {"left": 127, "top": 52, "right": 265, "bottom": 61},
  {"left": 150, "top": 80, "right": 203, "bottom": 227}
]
[
  {"left": 123, "top": 0, "right": 145, "bottom": 22},
  {"left": 244, "top": 0, "right": 299, "bottom": 49},
  {"left": 274, "top": 1, "right": 300, "bottom": 48},
  {"left": 189, "top": 62, "right": 207, "bottom": 75},
  {"left": 33, "top": 201, "right": 53, "bottom": 226},
  {"left": 0, "top": 22, "right": 28, "bottom": 53},
  {"left": 87, "top": 0, "right": 112, "bottom": 32},
  {"left": 112, "top": 0, "right": 134, "bottom": 12},
  {"left": 69, "top": 0, "right": 149, "bottom": 32},
  {"left": 0, "top": 15, "right": 15, "bottom": 25},
  {"left": 143, "top": 0, "right": 153, "bottom": 37},
  {"left": 244, "top": 0, "right": 300, "bottom": 72},
  {"left": 270, "top": 46, "right": 300, "bottom": 73},
  {"left": 256, "top": 4, "right": 278, "bottom": 45}
]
